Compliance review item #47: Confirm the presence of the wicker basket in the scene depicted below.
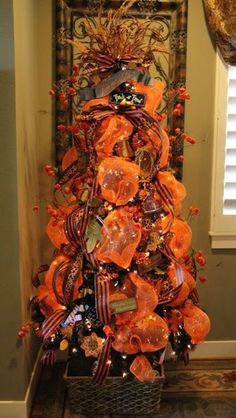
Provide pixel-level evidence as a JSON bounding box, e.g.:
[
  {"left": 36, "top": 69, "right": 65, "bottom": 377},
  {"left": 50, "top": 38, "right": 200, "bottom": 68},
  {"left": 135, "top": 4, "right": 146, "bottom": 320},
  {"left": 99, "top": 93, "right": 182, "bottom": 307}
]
[{"left": 64, "top": 363, "right": 165, "bottom": 415}]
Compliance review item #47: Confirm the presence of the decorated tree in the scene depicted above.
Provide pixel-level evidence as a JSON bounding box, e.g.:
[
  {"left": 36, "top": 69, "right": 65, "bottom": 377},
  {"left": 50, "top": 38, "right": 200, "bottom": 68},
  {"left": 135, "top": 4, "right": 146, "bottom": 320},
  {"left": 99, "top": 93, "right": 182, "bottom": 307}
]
[{"left": 19, "top": 0, "right": 210, "bottom": 391}]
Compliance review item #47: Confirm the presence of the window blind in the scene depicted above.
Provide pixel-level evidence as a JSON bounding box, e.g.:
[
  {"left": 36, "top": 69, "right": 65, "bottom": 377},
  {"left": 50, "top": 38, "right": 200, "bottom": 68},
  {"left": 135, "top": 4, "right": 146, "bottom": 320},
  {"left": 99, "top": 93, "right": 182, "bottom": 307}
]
[{"left": 223, "top": 66, "right": 236, "bottom": 215}]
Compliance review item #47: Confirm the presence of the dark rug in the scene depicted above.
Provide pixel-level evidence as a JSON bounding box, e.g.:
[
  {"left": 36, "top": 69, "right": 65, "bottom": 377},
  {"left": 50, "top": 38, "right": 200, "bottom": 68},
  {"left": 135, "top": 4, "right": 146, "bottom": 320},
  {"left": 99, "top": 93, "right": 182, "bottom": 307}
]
[{"left": 31, "top": 359, "right": 236, "bottom": 418}]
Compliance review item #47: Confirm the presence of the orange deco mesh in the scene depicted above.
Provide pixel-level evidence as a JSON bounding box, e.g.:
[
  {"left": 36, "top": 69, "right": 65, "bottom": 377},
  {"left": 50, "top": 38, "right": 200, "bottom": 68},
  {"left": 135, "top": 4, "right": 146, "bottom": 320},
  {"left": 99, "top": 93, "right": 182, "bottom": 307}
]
[
  {"left": 95, "top": 208, "right": 142, "bottom": 269},
  {"left": 112, "top": 313, "right": 169, "bottom": 354},
  {"left": 98, "top": 157, "right": 140, "bottom": 205},
  {"left": 95, "top": 115, "right": 134, "bottom": 160},
  {"left": 180, "top": 300, "right": 211, "bottom": 344},
  {"left": 110, "top": 271, "right": 158, "bottom": 326}
]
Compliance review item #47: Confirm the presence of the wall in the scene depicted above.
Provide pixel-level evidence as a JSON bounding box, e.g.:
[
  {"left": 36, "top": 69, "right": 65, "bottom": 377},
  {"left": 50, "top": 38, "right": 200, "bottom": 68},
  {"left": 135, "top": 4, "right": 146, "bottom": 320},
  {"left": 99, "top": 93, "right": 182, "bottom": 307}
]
[
  {"left": 14, "top": 0, "right": 42, "bottom": 397},
  {"left": 0, "top": 0, "right": 52, "bottom": 411},
  {"left": 184, "top": 0, "right": 236, "bottom": 341},
  {"left": 0, "top": 0, "right": 25, "bottom": 401}
]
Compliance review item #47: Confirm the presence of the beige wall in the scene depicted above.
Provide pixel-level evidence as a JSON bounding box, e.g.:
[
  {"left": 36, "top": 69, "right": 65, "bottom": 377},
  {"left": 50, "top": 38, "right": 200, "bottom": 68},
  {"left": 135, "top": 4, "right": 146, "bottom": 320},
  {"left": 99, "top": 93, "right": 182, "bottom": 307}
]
[
  {"left": 184, "top": 0, "right": 236, "bottom": 340},
  {"left": 14, "top": 0, "right": 42, "bottom": 393},
  {"left": 0, "top": 0, "right": 52, "bottom": 402},
  {"left": 0, "top": 0, "right": 25, "bottom": 401}
]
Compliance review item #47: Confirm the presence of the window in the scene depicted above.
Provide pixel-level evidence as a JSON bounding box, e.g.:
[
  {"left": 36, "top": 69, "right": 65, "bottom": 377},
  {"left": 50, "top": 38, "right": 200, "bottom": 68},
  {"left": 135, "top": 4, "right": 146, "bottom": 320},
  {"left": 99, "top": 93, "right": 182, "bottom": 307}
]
[
  {"left": 209, "top": 54, "right": 236, "bottom": 248},
  {"left": 223, "top": 66, "right": 236, "bottom": 216}
]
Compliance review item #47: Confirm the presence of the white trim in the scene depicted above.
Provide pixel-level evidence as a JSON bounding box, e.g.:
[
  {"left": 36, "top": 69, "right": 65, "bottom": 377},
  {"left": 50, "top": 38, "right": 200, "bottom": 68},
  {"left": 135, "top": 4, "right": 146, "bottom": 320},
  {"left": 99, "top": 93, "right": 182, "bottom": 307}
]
[
  {"left": 167, "top": 340, "right": 236, "bottom": 360},
  {"left": 190, "top": 340, "right": 236, "bottom": 359},
  {"left": 210, "top": 52, "right": 227, "bottom": 239},
  {"left": 209, "top": 232, "right": 236, "bottom": 249},
  {"left": 210, "top": 51, "right": 236, "bottom": 248},
  {"left": 0, "top": 349, "right": 42, "bottom": 418}
]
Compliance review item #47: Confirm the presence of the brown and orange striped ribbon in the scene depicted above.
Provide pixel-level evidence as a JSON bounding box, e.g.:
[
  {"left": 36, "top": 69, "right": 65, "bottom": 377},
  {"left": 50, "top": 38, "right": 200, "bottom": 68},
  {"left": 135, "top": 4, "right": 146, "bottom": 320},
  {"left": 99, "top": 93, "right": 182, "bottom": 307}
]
[
  {"left": 64, "top": 206, "right": 84, "bottom": 249},
  {"left": 42, "top": 309, "right": 66, "bottom": 341},
  {"left": 95, "top": 274, "right": 111, "bottom": 325},
  {"left": 92, "top": 335, "right": 113, "bottom": 385},
  {"left": 63, "top": 254, "right": 83, "bottom": 305},
  {"left": 52, "top": 260, "right": 69, "bottom": 305}
]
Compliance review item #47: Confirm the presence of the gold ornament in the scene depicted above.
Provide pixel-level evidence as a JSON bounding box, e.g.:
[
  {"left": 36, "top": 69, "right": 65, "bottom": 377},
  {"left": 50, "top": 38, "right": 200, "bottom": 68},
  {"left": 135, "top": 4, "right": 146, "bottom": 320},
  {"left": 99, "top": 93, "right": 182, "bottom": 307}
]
[{"left": 81, "top": 332, "right": 104, "bottom": 358}]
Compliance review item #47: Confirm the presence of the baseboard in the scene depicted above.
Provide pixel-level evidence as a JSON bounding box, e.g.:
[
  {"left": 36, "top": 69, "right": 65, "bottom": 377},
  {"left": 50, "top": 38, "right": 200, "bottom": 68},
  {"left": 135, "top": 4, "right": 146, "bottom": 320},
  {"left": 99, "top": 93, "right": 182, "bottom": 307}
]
[
  {"left": 189, "top": 340, "right": 236, "bottom": 359},
  {"left": 0, "top": 348, "right": 42, "bottom": 418}
]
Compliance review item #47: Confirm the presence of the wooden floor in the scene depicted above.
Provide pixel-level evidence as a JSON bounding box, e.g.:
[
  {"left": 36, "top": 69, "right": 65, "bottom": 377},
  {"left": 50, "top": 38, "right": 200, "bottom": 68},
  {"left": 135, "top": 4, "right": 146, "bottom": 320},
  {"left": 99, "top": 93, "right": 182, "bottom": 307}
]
[{"left": 31, "top": 359, "right": 236, "bottom": 418}]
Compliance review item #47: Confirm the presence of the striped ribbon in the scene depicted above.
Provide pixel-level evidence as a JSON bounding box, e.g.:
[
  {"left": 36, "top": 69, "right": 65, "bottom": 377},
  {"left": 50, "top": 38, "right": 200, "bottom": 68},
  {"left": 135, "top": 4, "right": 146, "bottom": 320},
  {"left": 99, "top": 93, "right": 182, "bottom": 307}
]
[
  {"left": 92, "top": 336, "right": 113, "bottom": 385},
  {"left": 64, "top": 207, "right": 84, "bottom": 249},
  {"left": 155, "top": 179, "right": 175, "bottom": 233},
  {"left": 176, "top": 263, "right": 184, "bottom": 286},
  {"left": 42, "top": 309, "right": 66, "bottom": 341},
  {"left": 158, "top": 348, "right": 167, "bottom": 365},
  {"left": 158, "top": 262, "right": 184, "bottom": 305},
  {"left": 52, "top": 260, "right": 70, "bottom": 305},
  {"left": 157, "top": 181, "right": 174, "bottom": 206},
  {"left": 51, "top": 253, "right": 83, "bottom": 306},
  {"left": 95, "top": 274, "right": 111, "bottom": 325},
  {"left": 158, "top": 283, "right": 183, "bottom": 305},
  {"left": 125, "top": 108, "right": 162, "bottom": 140},
  {"left": 63, "top": 254, "right": 83, "bottom": 305},
  {"left": 162, "top": 244, "right": 178, "bottom": 264},
  {"left": 42, "top": 350, "right": 56, "bottom": 366},
  {"left": 73, "top": 135, "right": 82, "bottom": 153}
]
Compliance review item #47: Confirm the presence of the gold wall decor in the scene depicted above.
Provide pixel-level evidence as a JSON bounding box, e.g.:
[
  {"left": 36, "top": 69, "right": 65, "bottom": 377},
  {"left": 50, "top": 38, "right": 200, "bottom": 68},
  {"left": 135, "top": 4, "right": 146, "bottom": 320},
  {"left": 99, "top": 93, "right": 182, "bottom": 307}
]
[{"left": 54, "top": 0, "right": 188, "bottom": 178}]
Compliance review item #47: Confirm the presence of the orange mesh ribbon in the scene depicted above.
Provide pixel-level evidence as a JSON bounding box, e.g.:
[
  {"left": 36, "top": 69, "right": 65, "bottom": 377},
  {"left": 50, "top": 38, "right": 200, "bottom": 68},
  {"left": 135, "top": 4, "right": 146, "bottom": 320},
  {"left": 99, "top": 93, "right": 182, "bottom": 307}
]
[
  {"left": 112, "top": 313, "right": 169, "bottom": 354},
  {"left": 110, "top": 272, "right": 158, "bottom": 326},
  {"left": 95, "top": 208, "right": 141, "bottom": 269},
  {"left": 95, "top": 115, "right": 134, "bottom": 160},
  {"left": 98, "top": 157, "right": 140, "bottom": 205},
  {"left": 180, "top": 300, "right": 211, "bottom": 344}
]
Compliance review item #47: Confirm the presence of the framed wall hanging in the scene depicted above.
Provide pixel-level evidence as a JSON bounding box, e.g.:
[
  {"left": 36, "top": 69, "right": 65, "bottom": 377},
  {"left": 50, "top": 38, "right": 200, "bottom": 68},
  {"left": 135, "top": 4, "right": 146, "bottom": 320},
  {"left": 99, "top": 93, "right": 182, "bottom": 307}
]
[{"left": 54, "top": 0, "right": 188, "bottom": 177}]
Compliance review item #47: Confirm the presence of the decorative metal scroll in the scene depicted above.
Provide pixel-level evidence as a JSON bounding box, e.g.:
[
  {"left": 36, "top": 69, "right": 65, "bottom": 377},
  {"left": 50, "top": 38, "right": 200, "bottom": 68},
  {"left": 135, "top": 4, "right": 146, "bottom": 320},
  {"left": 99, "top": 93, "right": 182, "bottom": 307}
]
[{"left": 54, "top": 0, "right": 188, "bottom": 178}]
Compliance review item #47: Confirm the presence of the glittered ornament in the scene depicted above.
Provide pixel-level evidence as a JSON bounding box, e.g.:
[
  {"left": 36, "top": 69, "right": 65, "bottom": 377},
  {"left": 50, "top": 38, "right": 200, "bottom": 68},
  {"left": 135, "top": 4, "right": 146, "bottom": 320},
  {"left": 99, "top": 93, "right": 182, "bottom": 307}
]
[
  {"left": 81, "top": 332, "right": 104, "bottom": 358},
  {"left": 130, "top": 354, "right": 156, "bottom": 383}
]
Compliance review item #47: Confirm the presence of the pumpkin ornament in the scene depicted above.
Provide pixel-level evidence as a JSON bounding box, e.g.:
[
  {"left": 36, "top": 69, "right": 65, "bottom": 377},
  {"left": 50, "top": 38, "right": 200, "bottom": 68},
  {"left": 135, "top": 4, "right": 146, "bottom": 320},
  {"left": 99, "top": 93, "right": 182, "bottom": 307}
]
[{"left": 20, "top": 0, "right": 210, "bottom": 388}]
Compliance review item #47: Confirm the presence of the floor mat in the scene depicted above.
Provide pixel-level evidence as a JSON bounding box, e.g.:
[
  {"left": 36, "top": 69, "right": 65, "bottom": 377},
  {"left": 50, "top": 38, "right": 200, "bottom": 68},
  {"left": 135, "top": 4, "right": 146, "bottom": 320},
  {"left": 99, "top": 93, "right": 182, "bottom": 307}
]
[{"left": 30, "top": 359, "right": 236, "bottom": 418}]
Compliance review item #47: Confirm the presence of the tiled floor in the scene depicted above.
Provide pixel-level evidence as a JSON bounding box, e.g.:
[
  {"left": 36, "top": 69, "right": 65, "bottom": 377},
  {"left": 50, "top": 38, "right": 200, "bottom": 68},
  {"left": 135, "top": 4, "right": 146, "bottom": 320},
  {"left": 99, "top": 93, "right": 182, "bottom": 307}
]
[{"left": 31, "top": 359, "right": 236, "bottom": 418}]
